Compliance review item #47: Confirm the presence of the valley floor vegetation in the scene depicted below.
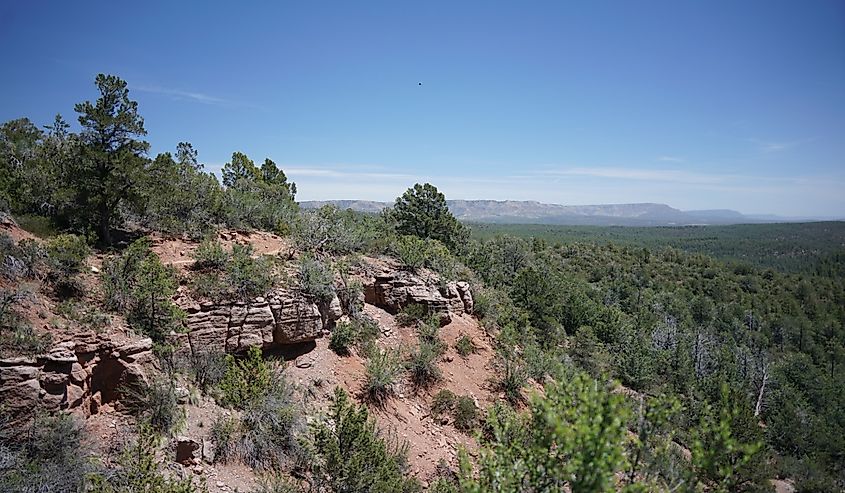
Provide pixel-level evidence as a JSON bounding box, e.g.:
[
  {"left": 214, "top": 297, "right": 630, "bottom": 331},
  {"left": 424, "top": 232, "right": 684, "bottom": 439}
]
[{"left": 1, "top": 73, "right": 843, "bottom": 492}]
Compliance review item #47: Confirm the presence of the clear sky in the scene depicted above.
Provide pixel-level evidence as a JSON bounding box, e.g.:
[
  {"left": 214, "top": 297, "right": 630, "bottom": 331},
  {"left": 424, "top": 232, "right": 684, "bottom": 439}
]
[{"left": 1, "top": 1, "right": 843, "bottom": 216}]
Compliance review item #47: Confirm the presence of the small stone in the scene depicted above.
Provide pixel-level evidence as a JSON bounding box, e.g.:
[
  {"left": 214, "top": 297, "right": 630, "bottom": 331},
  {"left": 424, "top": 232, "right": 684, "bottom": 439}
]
[
  {"left": 295, "top": 357, "right": 313, "bottom": 369},
  {"left": 90, "top": 265, "right": 100, "bottom": 273},
  {"left": 179, "top": 251, "right": 185, "bottom": 256},
  {"left": 216, "top": 481, "right": 225, "bottom": 488}
]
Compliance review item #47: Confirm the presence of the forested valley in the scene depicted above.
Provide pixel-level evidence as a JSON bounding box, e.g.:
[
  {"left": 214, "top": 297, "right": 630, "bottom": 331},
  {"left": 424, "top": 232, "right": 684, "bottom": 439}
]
[{"left": 1, "top": 74, "right": 843, "bottom": 492}]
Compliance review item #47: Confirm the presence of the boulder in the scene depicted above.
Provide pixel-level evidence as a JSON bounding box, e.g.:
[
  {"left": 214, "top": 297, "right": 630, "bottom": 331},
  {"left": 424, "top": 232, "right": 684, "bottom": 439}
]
[
  {"left": 2, "top": 255, "right": 27, "bottom": 279},
  {"left": 318, "top": 294, "right": 343, "bottom": 330},
  {"left": 175, "top": 436, "right": 201, "bottom": 465},
  {"left": 455, "top": 281, "right": 474, "bottom": 314},
  {"left": 363, "top": 270, "right": 473, "bottom": 324},
  {"left": 270, "top": 294, "right": 323, "bottom": 344}
]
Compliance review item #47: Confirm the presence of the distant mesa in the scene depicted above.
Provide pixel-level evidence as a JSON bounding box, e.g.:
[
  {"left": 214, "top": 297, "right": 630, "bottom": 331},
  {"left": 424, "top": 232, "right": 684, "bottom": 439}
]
[{"left": 299, "top": 199, "right": 806, "bottom": 226}]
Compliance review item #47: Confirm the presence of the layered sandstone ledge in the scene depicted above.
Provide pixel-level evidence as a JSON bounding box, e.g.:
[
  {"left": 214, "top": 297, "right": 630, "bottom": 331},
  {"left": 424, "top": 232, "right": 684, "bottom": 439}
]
[{"left": 0, "top": 259, "right": 473, "bottom": 424}]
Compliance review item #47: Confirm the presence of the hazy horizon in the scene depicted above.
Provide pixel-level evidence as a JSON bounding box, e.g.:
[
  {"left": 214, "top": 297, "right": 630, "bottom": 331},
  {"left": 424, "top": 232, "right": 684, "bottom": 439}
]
[
  {"left": 1, "top": 1, "right": 843, "bottom": 216},
  {"left": 297, "top": 197, "right": 844, "bottom": 220}
]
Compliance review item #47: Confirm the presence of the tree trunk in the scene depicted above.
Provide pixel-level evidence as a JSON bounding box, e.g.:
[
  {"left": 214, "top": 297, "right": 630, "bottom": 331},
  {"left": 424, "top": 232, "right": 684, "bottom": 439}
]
[
  {"left": 754, "top": 371, "right": 768, "bottom": 417},
  {"left": 98, "top": 203, "right": 112, "bottom": 246}
]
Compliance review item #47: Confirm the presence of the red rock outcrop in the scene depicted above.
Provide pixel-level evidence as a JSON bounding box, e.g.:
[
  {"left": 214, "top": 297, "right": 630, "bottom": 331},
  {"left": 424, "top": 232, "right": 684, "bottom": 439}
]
[
  {"left": 173, "top": 290, "right": 342, "bottom": 356},
  {"left": 363, "top": 270, "right": 473, "bottom": 325},
  {"left": 0, "top": 335, "right": 154, "bottom": 425}
]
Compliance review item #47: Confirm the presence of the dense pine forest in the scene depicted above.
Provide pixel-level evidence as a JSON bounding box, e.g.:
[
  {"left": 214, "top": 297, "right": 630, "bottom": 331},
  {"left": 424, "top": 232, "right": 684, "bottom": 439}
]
[
  {"left": 470, "top": 222, "right": 845, "bottom": 275},
  {"left": 1, "top": 74, "right": 843, "bottom": 492}
]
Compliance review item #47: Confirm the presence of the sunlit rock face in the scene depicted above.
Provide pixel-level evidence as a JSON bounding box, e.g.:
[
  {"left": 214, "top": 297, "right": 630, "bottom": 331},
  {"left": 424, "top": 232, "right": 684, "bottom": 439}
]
[
  {"left": 175, "top": 289, "right": 341, "bottom": 355},
  {"left": 0, "top": 336, "right": 154, "bottom": 425},
  {"left": 363, "top": 270, "right": 473, "bottom": 326}
]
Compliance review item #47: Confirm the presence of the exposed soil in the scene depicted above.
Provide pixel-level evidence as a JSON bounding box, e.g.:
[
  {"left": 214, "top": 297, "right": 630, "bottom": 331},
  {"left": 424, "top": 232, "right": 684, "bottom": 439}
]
[
  {"left": 285, "top": 305, "right": 497, "bottom": 485},
  {"left": 150, "top": 230, "right": 292, "bottom": 273}
]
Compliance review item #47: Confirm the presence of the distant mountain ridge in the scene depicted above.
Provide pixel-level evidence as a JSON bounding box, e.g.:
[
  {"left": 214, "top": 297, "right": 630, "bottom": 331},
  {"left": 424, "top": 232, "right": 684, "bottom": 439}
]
[{"left": 299, "top": 199, "right": 790, "bottom": 226}]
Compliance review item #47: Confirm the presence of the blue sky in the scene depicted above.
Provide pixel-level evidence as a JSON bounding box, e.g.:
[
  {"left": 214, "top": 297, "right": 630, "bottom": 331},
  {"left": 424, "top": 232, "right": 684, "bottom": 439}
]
[{"left": 1, "top": 1, "right": 843, "bottom": 216}]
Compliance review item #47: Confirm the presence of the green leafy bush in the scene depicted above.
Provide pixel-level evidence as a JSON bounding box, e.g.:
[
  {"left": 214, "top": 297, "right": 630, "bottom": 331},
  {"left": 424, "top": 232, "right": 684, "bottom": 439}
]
[
  {"left": 336, "top": 278, "right": 363, "bottom": 317},
  {"left": 233, "top": 380, "right": 304, "bottom": 470},
  {"left": 191, "top": 237, "right": 228, "bottom": 270},
  {"left": 297, "top": 256, "right": 335, "bottom": 302},
  {"left": 691, "top": 385, "right": 767, "bottom": 493},
  {"left": 406, "top": 340, "right": 442, "bottom": 388},
  {"left": 356, "top": 315, "right": 381, "bottom": 345},
  {"left": 0, "top": 412, "right": 97, "bottom": 493},
  {"left": 88, "top": 424, "right": 203, "bottom": 492},
  {"left": 329, "top": 321, "right": 356, "bottom": 356},
  {"left": 210, "top": 416, "right": 239, "bottom": 464},
  {"left": 499, "top": 356, "right": 528, "bottom": 404},
  {"left": 329, "top": 314, "right": 382, "bottom": 356},
  {"left": 45, "top": 233, "right": 90, "bottom": 295},
  {"left": 56, "top": 300, "right": 110, "bottom": 332},
  {"left": 295, "top": 205, "right": 367, "bottom": 255},
  {"left": 100, "top": 238, "right": 184, "bottom": 341},
  {"left": 364, "top": 349, "right": 401, "bottom": 404},
  {"left": 123, "top": 379, "right": 184, "bottom": 435},
  {"left": 127, "top": 253, "right": 184, "bottom": 341},
  {"left": 0, "top": 288, "right": 22, "bottom": 327},
  {"left": 429, "top": 390, "right": 477, "bottom": 431},
  {"left": 457, "top": 373, "right": 630, "bottom": 492},
  {"left": 0, "top": 325, "right": 51, "bottom": 357},
  {"left": 190, "top": 271, "right": 228, "bottom": 301},
  {"left": 102, "top": 237, "right": 152, "bottom": 312},
  {"left": 0, "top": 234, "right": 46, "bottom": 279},
  {"left": 455, "top": 334, "right": 475, "bottom": 357},
  {"left": 416, "top": 315, "right": 445, "bottom": 348},
  {"left": 396, "top": 303, "right": 428, "bottom": 327},
  {"left": 431, "top": 389, "right": 457, "bottom": 420},
  {"left": 393, "top": 235, "right": 427, "bottom": 271},
  {"left": 188, "top": 349, "right": 228, "bottom": 393},
  {"left": 227, "top": 243, "right": 274, "bottom": 299},
  {"left": 0, "top": 289, "right": 51, "bottom": 357},
  {"left": 523, "top": 339, "right": 558, "bottom": 383},
  {"left": 16, "top": 239, "right": 46, "bottom": 276},
  {"left": 218, "top": 346, "right": 274, "bottom": 409},
  {"left": 453, "top": 396, "right": 478, "bottom": 431},
  {"left": 46, "top": 233, "right": 89, "bottom": 276},
  {"left": 311, "top": 388, "right": 419, "bottom": 492},
  {"left": 189, "top": 242, "right": 274, "bottom": 301},
  {"left": 211, "top": 358, "right": 303, "bottom": 470},
  {"left": 252, "top": 474, "right": 302, "bottom": 493}
]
